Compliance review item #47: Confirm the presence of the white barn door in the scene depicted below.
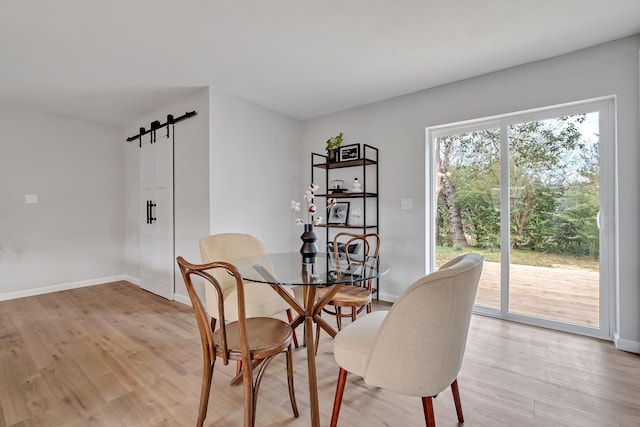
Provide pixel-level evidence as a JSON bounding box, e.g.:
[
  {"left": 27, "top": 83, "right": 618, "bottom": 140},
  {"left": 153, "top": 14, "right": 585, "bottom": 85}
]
[{"left": 140, "top": 133, "right": 174, "bottom": 300}]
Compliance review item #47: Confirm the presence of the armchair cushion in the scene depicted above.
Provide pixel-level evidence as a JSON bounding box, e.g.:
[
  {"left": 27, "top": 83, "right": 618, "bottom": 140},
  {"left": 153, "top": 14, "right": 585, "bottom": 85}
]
[{"left": 333, "top": 310, "right": 387, "bottom": 377}]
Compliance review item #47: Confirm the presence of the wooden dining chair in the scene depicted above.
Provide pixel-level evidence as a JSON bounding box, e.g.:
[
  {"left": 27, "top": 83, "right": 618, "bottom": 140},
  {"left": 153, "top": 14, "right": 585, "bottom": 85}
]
[
  {"left": 177, "top": 256, "right": 299, "bottom": 427},
  {"left": 316, "top": 232, "right": 381, "bottom": 331},
  {"left": 329, "top": 253, "right": 483, "bottom": 427}
]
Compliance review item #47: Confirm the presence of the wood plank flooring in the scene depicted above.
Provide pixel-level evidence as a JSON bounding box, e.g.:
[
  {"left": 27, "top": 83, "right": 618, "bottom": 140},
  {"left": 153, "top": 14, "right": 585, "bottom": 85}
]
[{"left": 1, "top": 281, "right": 638, "bottom": 426}]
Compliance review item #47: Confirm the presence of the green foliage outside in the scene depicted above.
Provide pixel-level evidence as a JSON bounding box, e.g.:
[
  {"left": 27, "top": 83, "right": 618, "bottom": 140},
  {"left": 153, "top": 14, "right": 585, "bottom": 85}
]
[
  {"left": 435, "top": 246, "right": 599, "bottom": 271},
  {"left": 436, "top": 114, "right": 600, "bottom": 267}
]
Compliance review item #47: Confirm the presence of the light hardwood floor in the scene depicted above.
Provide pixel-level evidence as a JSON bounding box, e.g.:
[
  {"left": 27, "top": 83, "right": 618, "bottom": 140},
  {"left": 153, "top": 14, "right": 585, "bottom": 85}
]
[{"left": 1, "top": 281, "right": 638, "bottom": 426}]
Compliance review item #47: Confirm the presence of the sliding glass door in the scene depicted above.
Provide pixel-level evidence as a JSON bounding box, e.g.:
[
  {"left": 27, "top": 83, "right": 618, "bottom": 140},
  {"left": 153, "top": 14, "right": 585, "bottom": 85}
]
[
  {"left": 434, "top": 125, "right": 502, "bottom": 311},
  {"left": 427, "top": 99, "right": 614, "bottom": 339}
]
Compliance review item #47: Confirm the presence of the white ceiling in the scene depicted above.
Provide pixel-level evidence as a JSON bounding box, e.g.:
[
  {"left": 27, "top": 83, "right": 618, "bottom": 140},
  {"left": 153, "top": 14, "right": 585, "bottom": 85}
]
[{"left": 1, "top": 0, "right": 639, "bottom": 128}]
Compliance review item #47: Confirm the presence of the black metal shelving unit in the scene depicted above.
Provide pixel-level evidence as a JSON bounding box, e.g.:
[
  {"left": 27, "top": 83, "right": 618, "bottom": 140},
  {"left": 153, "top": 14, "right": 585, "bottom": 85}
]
[{"left": 311, "top": 144, "right": 380, "bottom": 298}]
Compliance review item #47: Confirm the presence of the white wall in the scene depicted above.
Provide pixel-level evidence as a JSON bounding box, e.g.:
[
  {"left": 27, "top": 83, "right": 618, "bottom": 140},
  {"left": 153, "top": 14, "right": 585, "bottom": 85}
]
[
  {"left": 122, "top": 89, "right": 300, "bottom": 304},
  {"left": 300, "top": 35, "right": 640, "bottom": 351},
  {"left": 2, "top": 37, "right": 637, "bottom": 352},
  {"left": 124, "top": 89, "right": 210, "bottom": 303},
  {"left": 0, "top": 104, "right": 124, "bottom": 299},
  {"left": 209, "top": 90, "right": 303, "bottom": 252}
]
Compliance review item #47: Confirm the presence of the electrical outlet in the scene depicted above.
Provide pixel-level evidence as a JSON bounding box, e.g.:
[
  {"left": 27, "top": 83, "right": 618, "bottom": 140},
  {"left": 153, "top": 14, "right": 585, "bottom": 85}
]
[{"left": 25, "top": 194, "right": 38, "bottom": 204}]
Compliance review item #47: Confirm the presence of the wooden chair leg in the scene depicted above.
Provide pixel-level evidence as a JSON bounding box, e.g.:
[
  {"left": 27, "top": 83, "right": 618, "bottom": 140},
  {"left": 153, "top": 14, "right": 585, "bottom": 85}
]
[
  {"left": 451, "top": 379, "right": 464, "bottom": 423},
  {"left": 351, "top": 306, "right": 357, "bottom": 324},
  {"left": 422, "top": 396, "right": 436, "bottom": 427},
  {"left": 230, "top": 359, "right": 262, "bottom": 386},
  {"left": 330, "top": 368, "right": 348, "bottom": 427},
  {"left": 314, "top": 314, "right": 321, "bottom": 355},
  {"left": 286, "top": 309, "right": 299, "bottom": 348},
  {"left": 285, "top": 345, "right": 299, "bottom": 417},
  {"left": 336, "top": 307, "right": 343, "bottom": 330},
  {"left": 251, "top": 356, "right": 276, "bottom": 427},
  {"left": 197, "top": 359, "right": 214, "bottom": 427},
  {"left": 242, "top": 357, "right": 254, "bottom": 427}
]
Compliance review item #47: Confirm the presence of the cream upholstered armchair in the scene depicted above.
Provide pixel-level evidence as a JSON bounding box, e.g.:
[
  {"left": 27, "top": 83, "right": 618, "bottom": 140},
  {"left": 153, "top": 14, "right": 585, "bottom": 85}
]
[
  {"left": 199, "top": 234, "right": 297, "bottom": 345},
  {"left": 330, "top": 253, "right": 484, "bottom": 427}
]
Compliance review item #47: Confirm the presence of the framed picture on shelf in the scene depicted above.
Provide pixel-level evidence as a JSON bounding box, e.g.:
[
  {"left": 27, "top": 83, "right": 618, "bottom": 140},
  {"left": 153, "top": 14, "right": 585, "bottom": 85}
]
[
  {"left": 339, "top": 144, "right": 360, "bottom": 161},
  {"left": 327, "top": 202, "right": 350, "bottom": 225}
]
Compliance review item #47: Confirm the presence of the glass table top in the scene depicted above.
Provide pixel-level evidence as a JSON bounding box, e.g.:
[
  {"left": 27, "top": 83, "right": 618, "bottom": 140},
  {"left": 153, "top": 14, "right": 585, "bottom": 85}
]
[{"left": 234, "top": 252, "right": 388, "bottom": 286}]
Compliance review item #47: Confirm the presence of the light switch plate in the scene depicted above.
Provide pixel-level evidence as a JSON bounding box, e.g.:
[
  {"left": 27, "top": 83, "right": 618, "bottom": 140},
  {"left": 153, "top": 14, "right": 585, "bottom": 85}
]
[
  {"left": 25, "top": 194, "right": 38, "bottom": 204},
  {"left": 401, "top": 198, "right": 412, "bottom": 210}
]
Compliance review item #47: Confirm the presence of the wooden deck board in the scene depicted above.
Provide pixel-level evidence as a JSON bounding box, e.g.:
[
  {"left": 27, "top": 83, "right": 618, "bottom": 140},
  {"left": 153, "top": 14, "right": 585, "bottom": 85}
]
[{"left": 476, "top": 261, "right": 599, "bottom": 326}]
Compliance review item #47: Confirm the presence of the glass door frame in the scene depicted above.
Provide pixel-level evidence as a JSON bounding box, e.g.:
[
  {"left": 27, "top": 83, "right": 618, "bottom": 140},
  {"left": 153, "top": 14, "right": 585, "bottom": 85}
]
[{"left": 425, "top": 97, "right": 616, "bottom": 340}]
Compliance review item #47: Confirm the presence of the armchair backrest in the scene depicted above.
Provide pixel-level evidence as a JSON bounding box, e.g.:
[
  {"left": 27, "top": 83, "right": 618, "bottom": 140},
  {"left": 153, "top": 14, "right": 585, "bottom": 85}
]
[
  {"left": 199, "top": 233, "right": 268, "bottom": 318},
  {"left": 363, "top": 253, "right": 483, "bottom": 397}
]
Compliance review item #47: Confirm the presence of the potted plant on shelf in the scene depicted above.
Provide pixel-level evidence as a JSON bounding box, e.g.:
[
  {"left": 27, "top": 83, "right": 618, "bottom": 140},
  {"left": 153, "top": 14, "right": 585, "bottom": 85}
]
[{"left": 326, "top": 132, "right": 344, "bottom": 162}]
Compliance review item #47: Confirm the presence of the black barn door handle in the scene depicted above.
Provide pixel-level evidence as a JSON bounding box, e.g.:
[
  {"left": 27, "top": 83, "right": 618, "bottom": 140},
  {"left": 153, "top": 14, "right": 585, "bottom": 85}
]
[{"left": 150, "top": 201, "right": 157, "bottom": 224}]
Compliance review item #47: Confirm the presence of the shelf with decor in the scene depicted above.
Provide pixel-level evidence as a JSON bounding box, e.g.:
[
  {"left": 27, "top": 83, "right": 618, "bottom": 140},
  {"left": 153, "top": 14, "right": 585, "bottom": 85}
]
[{"left": 311, "top": 143, "right": 380, "bottom": 298}]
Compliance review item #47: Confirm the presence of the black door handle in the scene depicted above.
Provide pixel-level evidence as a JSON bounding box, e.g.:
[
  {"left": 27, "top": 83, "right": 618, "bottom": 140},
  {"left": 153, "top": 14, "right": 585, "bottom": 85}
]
[{"left": 149, "top": 201, "right": 157, "bottom": 224}]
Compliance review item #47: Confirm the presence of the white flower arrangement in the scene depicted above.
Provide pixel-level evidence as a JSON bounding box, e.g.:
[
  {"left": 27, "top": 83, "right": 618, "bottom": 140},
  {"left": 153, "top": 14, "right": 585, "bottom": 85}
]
[{"left": 291, "top": 183, "right": 337, "bottom": 226}]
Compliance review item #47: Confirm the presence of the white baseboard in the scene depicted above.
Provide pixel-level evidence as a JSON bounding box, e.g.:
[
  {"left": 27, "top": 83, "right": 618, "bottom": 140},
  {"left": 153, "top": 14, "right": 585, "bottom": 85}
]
[
  {"left": 377, "top": 291, "right": 397, "bottom": 303},
  {"left": 125, "top": 276, "right": 190, "bottom": 306},
  {"left": 173, "top": 293, "right": 191, "bottom": 306},
  {"left": 0, "top": 275, "right": 128, "bottom": 301},
  {"left": 614, "top": 332, "right": 640, "bottom": 354},
  {"left": 124, "top": 275, "right": 141, "bottom": 286}
]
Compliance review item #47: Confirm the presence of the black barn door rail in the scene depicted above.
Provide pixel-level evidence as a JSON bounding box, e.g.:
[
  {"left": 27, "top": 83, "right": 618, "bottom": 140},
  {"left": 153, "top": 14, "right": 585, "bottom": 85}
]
[{"left": 126, "top": 110, "right": 197, "bottom": 147}]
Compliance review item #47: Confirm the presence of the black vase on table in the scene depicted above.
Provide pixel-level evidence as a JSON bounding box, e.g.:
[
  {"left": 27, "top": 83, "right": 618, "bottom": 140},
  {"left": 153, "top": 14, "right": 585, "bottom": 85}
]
[{"left": 300, "top": 224, "right": 318, "bottom": 263}]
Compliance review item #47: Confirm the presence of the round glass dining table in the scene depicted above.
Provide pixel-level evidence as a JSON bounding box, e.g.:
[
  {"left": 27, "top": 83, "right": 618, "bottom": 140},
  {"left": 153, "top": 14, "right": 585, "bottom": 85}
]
[{"left": 234, "top": 252, "right": 388, "bottom": 427}]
